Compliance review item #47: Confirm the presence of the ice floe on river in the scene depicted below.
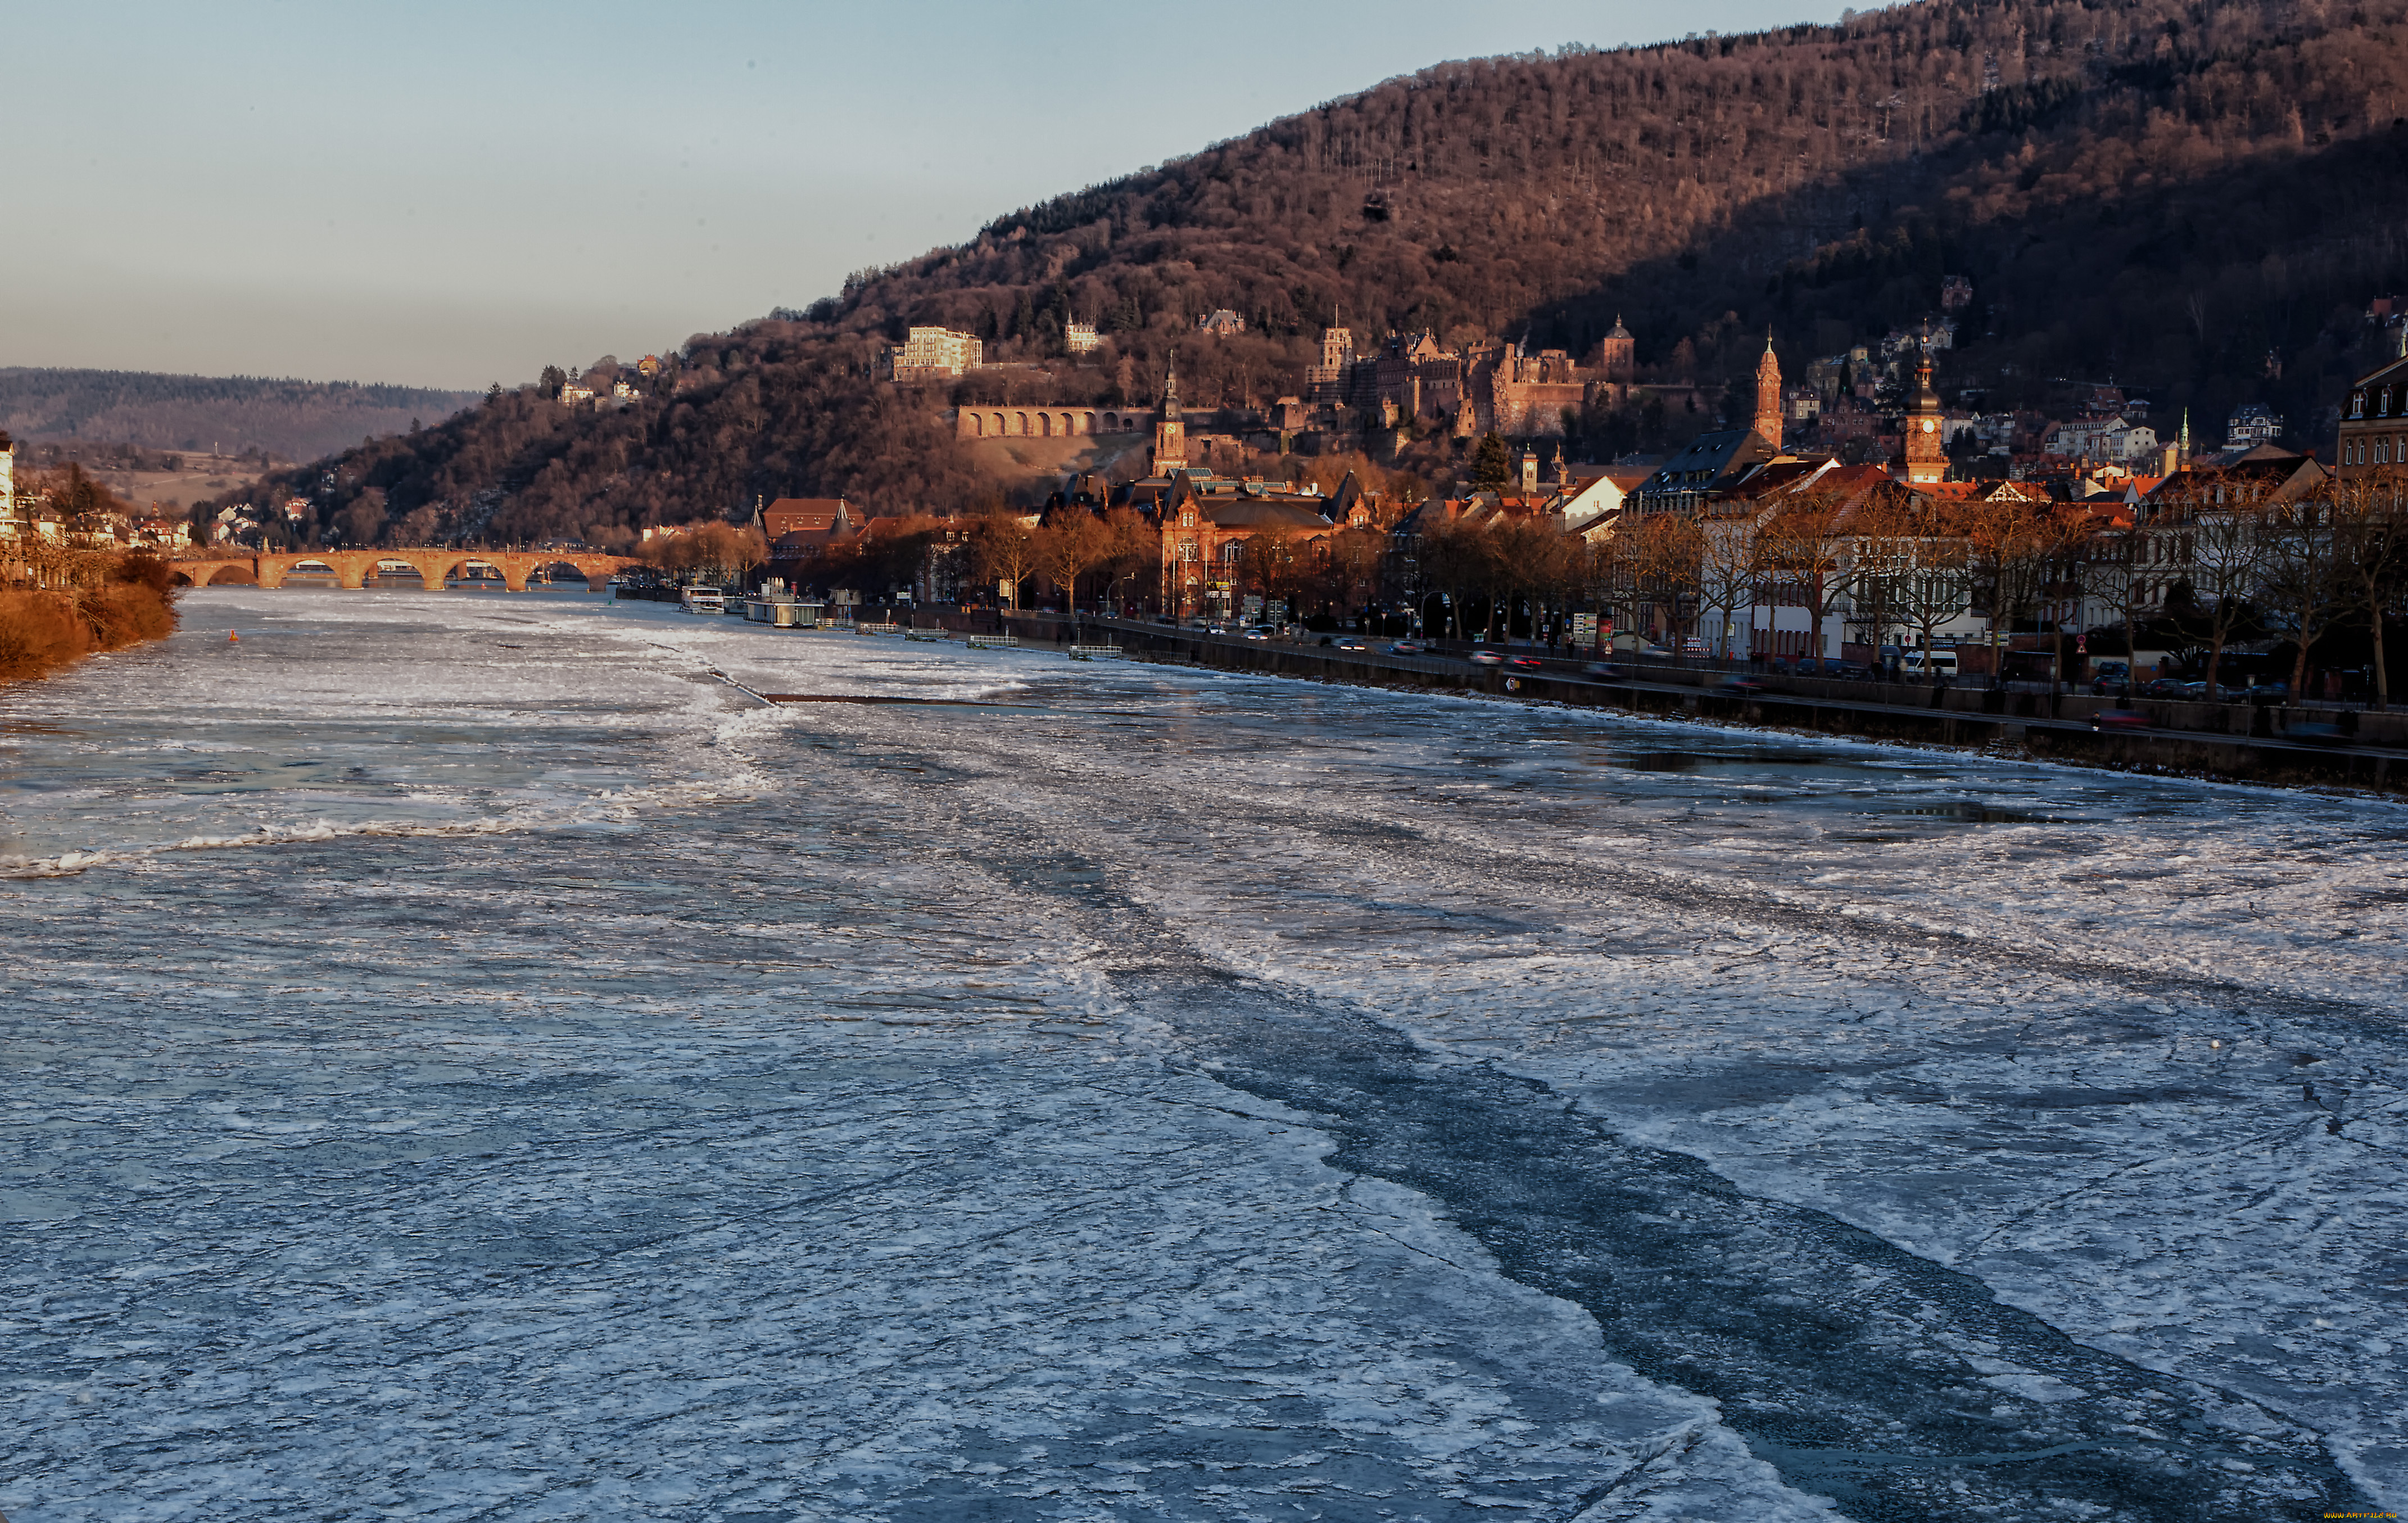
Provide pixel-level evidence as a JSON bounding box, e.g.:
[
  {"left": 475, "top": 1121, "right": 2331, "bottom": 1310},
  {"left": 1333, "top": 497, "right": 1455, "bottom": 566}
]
[{"left": 1, "top": 587, "right": 2398, "bottom": 1520}]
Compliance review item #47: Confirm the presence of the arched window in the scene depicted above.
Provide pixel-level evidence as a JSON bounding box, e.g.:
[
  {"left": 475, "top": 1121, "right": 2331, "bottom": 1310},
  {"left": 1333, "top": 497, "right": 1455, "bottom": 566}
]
[
  {"left": 969, "top": 413, "right": 985, "bottom": 438},
  {"left": 1014, "top": 412, "right": 1029, "bottom": 435},
  {"left": 1222, "top": 541, "right": 1243, "bottom": 563},
  {"left": 992, "top": 413, "right": 1006, "bottom": 436}
]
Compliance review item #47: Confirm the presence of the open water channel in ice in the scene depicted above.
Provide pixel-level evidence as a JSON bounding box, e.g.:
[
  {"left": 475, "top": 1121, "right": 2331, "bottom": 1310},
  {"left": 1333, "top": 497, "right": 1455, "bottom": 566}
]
[{"left": 1, "top": 588, "right": 2403, "bottom": 1522}]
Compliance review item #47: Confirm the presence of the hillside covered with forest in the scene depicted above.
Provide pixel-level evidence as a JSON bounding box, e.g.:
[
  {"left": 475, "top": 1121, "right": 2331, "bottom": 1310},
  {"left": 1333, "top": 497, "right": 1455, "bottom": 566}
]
[
  {"left": 0, "top": 369, "right": 481, "bottom": 462},
  {"left": 218, "top": 0, "right": 2408, "bottom": 547}
]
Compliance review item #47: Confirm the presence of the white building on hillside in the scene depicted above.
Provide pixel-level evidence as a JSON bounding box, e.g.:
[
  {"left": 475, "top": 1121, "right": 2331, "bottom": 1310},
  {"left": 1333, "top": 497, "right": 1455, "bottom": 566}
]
[
  {"left": 2047, "top": 416, "right": 2158, "bottom": 464},
  {"left": 881, "top": 327, "right": 984, "bottom": 382}
]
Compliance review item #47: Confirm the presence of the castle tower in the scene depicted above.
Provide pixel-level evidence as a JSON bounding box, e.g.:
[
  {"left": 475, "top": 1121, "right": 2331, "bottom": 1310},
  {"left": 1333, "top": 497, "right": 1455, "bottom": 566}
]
[
  {"left": 1151, "top": 359, "right": 1188, "bottom": 476},
  {"left": 1599, "top": 315, "right": 1635, "bottom": 382},
  {"left": 1900, "top": 346, "right": 1947, "bottom": 486},
  {"left": 1751, "top": 332, "right": 1784, "bottom": 451},
  {"left": 1319, "top": 323, "right": 1354, "bottom": 373},
  {"left": 1308, "top": 319, "right": 1356, "bottom": 405}
]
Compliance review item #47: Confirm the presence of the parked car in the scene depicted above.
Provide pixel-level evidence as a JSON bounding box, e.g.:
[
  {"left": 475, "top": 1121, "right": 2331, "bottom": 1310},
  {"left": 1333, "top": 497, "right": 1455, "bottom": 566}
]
[
  {"left": 2091, "top": 707, "right": 2152, "bottom": 733},
  {"left": 2180, "top": 680, "right": 2246, "bottom": 702},
  {"left": 2247, "top": 680, "right": 2291, "bottom": 702},
  {"left": 2090, "top": 676, "right": 2131, "bottom": 697},
  {"left": 1582, "top": 660, "right": 1632, "bottom": 680},
  {"left": 1505, "top": 656, "right": 1545, "bottom": 672},
  {"left": 2143, "top": 677, "right": 2191, "bottom": 698},
  {"left": 1468, "top": 649, "right": 1506, "bottom": 666},
  {"left": 1901, "top": 650, "right": 1959, "bottom": 679},
  {"left": 1827, "top": 661, "right": 1872, "bottom": 680},
  {"left": 1387, "top": 640, "right": 1429, "bottom": 655}
]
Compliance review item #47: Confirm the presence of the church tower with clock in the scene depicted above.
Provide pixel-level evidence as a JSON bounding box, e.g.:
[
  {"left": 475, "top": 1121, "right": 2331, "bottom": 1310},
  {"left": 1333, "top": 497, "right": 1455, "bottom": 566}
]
[
  {"left": 1150, "top": 359, "right": 1189, "bottom": 477},
  {"left": 1899, "top": 347, "right": 1947, "bottom": 486}
]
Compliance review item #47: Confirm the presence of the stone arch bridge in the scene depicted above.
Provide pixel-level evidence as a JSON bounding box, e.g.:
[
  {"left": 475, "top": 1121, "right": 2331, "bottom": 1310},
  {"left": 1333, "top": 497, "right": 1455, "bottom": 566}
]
[{"left": 170, "top": 550, "right": 641, "bottom": 593}]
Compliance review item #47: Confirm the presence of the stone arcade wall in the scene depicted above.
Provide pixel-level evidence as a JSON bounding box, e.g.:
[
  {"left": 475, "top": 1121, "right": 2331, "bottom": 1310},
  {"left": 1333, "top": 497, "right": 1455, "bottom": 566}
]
[{"left": 953, "top": 408, "right": 1153, "bottom": 441}]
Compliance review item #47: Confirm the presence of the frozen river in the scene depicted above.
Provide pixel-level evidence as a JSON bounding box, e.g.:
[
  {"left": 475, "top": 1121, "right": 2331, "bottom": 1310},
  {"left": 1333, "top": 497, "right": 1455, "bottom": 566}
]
[{"left": 2, "top": 589, "right": 2402, "bottom": 1522}]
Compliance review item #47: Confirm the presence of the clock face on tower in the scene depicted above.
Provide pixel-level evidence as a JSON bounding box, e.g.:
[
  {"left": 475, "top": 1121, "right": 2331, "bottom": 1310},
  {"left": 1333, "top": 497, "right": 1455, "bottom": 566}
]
[{"left": 1922, "top": 419, "right": 1936, "bottom": 432}]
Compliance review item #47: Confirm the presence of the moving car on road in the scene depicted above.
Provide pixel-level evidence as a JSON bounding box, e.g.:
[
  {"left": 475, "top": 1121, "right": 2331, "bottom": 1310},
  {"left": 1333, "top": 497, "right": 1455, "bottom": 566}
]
[
  {"left": 1387, "top": 640, "right": 1428, "bottom": 655},
  {"left": 1505, "top": 656, "right": 1544, "bottom": 672},
  {"left": 2090, "top": 708, "right": 2152, "bottom": 732},
  {"left": 1468, "top": 649, "right": 1505, "bottom": 666},
  {"left": 1582, "top": 660, "right": 1632, "bottom": 680}
]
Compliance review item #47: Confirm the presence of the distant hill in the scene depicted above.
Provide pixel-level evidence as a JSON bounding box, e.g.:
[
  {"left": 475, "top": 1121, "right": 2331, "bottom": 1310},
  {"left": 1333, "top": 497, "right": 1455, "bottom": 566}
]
[
  {"left": 215, "top": 0, "right": 2408, "bottom": 544},
  {"left": 0, "top": 369, "right": 480, "bottom": 460}
]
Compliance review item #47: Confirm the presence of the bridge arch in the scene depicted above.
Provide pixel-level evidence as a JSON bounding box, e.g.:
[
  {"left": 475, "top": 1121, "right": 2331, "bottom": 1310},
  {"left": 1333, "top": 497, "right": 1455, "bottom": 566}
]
[{"left": 173, "top": 561, "right": 257, "bottom": 588}]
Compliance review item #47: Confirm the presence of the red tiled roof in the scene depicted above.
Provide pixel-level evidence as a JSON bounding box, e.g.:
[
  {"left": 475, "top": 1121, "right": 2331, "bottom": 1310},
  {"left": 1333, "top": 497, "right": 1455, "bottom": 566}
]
[{"left": 763, "top": 498, "right": 850, "bottom": 536}]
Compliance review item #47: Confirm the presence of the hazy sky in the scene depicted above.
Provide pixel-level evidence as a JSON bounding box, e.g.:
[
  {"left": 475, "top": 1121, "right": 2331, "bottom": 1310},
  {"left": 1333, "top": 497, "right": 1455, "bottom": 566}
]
[{"left": 6, "top": 1, "right": 1849, "bottom": 390}]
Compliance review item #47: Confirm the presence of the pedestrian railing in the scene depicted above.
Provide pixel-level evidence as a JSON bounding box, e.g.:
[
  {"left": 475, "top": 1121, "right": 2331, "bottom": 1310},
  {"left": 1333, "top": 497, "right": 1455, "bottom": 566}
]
[{"left": 967, "top": 634, "right": 1018, "bottom": 650}]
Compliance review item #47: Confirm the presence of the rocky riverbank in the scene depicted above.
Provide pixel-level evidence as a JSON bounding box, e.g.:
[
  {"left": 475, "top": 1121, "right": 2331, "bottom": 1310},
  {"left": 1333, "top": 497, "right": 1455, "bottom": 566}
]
[{"left": 0, "top": 553, "right": 180, "bottom": 683}]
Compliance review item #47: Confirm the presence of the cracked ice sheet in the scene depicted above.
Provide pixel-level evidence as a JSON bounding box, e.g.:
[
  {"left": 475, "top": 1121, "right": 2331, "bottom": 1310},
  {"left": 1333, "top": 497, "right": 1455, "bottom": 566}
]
[
  {"left": 0, "top": 591, "right": 1831, "bottom": 1522},
  {"left": 829, "top": 661, "right": 2408, "bottom": 1510}
]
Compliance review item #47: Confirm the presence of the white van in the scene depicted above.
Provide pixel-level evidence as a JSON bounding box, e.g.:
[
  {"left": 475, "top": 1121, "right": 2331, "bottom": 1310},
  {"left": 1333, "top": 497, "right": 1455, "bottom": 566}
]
[{"left": 1902, "top": 648, "right": 1958, "bottom": 677}]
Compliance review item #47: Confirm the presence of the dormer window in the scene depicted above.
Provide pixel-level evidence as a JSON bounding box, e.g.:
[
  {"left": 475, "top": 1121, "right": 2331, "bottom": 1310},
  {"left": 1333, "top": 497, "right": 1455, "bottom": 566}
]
[{"left": 2354, "top": 390, "right": 2369, "bottom": 418}]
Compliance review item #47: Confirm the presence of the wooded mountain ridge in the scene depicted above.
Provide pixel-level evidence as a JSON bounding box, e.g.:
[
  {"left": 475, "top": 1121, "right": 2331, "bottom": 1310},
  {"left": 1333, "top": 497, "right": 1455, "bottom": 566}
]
[
  {"left": 0, "top": 369, "right": 480, "bottom": 462},
  {"left": 215, "top": 0, "right": 2408, "bottom": 547}
]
